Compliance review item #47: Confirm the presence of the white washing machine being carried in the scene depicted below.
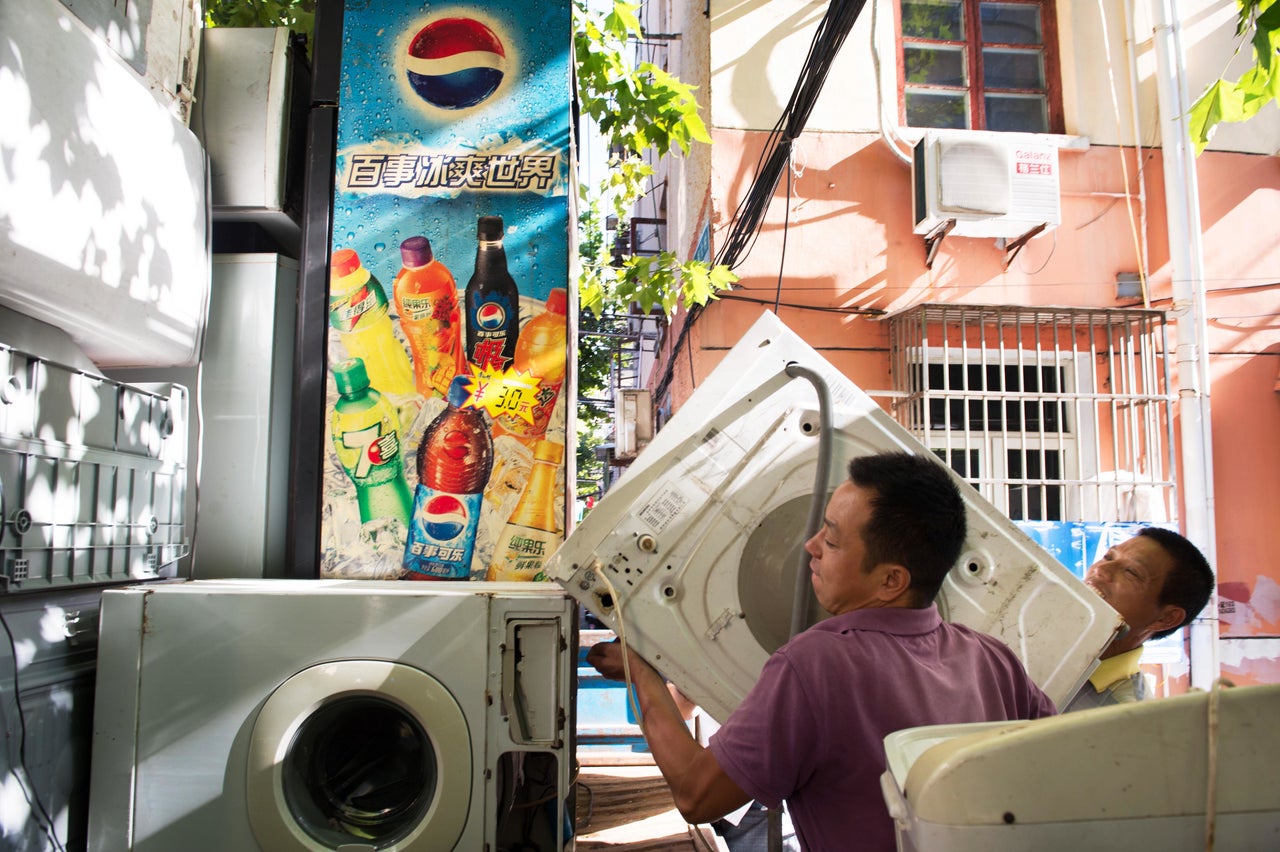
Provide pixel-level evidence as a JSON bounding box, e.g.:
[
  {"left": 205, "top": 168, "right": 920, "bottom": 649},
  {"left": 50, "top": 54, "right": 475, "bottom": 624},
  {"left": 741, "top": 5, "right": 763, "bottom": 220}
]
[{"left": 88, "top": 580, "right": 576, "bottom": 851}]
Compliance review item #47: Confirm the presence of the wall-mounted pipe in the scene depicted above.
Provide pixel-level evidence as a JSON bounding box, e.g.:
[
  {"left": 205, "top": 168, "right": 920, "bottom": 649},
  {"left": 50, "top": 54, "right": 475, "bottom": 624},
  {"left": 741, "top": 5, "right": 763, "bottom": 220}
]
[
  {"left": 1149, "top": 0, "right": 1219, "bottom": 689},
  {"left": 871, "top": 0, "right": 914, "bottom": 165}
]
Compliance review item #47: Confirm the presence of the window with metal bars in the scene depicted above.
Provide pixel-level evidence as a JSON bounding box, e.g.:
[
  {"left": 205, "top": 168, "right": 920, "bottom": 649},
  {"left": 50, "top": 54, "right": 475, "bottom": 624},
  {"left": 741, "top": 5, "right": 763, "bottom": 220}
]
[
  {"left": 919, "top": 361, "right": 1070, "bottom": 519},
  {"left": 899, "top": 0, "right": 1064, "bottom": 133},
  {"left": 889, "top": 304, "right": 1175, "bottom": 524}
]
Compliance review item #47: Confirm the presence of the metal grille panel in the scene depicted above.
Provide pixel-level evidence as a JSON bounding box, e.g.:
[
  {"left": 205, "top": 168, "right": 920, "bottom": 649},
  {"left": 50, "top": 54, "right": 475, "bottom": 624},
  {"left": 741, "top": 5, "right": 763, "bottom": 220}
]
[{"left": 888, "top": 303, "right": 1175, "bottom": 524}]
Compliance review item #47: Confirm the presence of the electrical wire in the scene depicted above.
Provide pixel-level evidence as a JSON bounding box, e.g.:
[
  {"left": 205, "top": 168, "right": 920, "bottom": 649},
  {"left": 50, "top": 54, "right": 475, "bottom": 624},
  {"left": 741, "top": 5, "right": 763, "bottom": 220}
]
[
  {"left": 685, "top": 331, "right": 697, "bottom": 388},
  {"left": 1015, "top": 229, "right": 1058, "bottom": 275},
  {"left": 654, "top": 0, "right": 869, "bottom": 405},
  {"left": 0, "top": 609, "right": 68, "bottom": 852},
  {"left": 773, "top": 164, "right": 793, "bottom": 314},
  {"left": 595, "top": 570, "right": 642, "bottom": 727},
  {"left": 1096, "top": 0, "right": 1150, "bottom": 306},
  {"left": 717, "top": 294, "right": 886, "bottom": 316},
  {"left": 715, "top": 0, "right": 866, "bottom": 273}
]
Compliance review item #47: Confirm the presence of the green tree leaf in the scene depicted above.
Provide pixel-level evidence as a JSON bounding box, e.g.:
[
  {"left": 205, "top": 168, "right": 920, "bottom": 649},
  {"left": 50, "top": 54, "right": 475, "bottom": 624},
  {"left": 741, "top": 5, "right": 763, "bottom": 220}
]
[
  {"left": 1189, "top": 81, "right": 1236, "bottom": 154},
  {"left": 575, "top": 0, "right": 737, "bottom": 316},
  {"left": 204, "top": 0, "right": 314, "bottom": 46},
  {"left": 1190, "top": 0, "right": 1279, "bottom": 154}
]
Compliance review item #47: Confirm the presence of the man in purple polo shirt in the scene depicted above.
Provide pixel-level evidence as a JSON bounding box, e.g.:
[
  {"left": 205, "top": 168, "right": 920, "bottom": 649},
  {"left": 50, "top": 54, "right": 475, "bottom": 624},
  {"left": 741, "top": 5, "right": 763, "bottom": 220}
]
[{"left": 587, "top": 452, "right": 1056, "bottom": 851}]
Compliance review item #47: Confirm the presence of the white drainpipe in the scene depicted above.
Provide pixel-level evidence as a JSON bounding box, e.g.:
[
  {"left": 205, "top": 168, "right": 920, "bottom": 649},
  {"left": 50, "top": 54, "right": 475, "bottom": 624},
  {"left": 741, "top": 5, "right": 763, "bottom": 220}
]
[{"left": 1148, "top": 0, "right": 1220, "bottom": 689}]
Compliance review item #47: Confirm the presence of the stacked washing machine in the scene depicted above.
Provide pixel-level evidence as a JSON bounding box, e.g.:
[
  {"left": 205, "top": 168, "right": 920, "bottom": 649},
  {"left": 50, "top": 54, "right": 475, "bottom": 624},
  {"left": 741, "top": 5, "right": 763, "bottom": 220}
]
[{"left": 88, "top": 580, "right": 576, "bottom": 851}]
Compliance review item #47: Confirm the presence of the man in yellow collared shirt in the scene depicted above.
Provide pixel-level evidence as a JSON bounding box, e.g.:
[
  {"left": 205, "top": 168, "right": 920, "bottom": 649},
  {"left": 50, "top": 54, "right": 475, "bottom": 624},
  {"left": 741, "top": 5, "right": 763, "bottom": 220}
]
[{"left": 1064, "top": 528, "right": 1214, "bottom": 712}]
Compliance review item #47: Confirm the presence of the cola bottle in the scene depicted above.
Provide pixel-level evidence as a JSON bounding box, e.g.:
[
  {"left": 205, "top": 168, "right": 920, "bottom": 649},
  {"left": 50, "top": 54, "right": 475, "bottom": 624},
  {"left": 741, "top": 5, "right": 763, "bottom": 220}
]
[
  {"left": 402, "top": 375, "right": 494, "bottom": 580},
  {"left": 464, "top": 216, "right": 520, "bottom": 372}
]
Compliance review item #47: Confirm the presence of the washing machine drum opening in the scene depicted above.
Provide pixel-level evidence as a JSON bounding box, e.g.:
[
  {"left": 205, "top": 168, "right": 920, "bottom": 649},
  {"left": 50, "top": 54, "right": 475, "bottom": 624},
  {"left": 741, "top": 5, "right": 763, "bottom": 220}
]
[
  {"left": 284, "top": 696, "right": 435, "bottom": 845},
  {"left": 249, "top": 659, "right": 473, "bottom": 851}
]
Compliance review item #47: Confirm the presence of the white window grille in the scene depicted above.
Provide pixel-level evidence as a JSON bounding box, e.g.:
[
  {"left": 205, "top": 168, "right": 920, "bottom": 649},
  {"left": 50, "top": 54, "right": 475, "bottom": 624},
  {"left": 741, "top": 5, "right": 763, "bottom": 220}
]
[{"left": 888, "top": 304, "right": 1175, "bottom": 524}]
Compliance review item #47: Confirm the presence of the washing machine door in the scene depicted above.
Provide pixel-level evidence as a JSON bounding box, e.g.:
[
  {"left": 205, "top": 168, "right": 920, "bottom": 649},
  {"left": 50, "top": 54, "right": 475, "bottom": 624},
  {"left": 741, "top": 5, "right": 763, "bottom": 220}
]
[
  {"left": 247, "top": 659, "right": 471, "bottom": 851},
  {"left": 547, "top": 311, "right": 1123, "bottom": 721}
]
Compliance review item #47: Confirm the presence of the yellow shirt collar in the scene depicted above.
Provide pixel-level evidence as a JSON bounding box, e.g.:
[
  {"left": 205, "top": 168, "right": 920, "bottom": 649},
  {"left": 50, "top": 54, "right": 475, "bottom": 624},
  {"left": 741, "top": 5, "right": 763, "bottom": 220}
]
[{"left": 1088, "top": 646, "right": 1144, "bottom": 692}]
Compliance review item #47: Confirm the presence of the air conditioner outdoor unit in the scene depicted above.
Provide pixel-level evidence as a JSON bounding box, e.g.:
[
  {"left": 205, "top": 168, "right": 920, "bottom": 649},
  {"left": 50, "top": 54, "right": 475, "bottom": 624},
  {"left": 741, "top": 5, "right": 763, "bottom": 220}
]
[
  {"left": 912, "top": 130, "right": 1061, "bottom": 240},
  {"left": 614, "top": 388, "right": 654, "bottom": 460}
]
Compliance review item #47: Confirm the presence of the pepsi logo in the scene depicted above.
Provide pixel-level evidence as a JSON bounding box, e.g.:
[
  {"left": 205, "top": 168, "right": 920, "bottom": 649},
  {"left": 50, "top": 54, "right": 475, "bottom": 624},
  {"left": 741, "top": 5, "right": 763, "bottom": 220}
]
[
  {"left": 406, "top": 17, "right": 506, "bottom": 110},
  {"left": 476, "top": 302, "right": 506, "bottom": 331},
  {"left": 422, "top": 494, "right": 469, "bottom": 541}
]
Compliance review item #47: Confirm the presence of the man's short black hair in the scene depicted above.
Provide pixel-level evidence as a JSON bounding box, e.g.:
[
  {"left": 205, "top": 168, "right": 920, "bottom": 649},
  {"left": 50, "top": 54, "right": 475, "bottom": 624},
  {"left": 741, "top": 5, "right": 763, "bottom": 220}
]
[
  {"left": 847, "top": 452, "right": 967, "bottom": 605},
  {"left": 1139, "top": 527, "right": 1215, "bottom": 639}
]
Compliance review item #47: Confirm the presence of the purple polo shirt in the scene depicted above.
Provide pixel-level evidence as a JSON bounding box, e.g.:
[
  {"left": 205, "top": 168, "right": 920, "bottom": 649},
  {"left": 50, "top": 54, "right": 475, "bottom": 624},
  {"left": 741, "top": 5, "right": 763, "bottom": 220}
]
[{"left": 707, "top": 604, "right": 1056, "bottom": 851}]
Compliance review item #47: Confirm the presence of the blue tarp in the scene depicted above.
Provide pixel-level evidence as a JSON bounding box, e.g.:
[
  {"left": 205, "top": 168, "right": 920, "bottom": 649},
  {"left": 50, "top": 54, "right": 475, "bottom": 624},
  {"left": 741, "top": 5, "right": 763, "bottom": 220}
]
[{"left": 1014, "top": 520, "right": 1176, "bottom": 579}]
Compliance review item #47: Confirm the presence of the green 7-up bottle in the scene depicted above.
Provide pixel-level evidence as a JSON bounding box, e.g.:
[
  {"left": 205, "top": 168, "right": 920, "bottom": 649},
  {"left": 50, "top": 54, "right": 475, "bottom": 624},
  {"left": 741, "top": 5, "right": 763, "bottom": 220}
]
[{"left": 331, "top": 358, "right": 413, "bottom": 525}]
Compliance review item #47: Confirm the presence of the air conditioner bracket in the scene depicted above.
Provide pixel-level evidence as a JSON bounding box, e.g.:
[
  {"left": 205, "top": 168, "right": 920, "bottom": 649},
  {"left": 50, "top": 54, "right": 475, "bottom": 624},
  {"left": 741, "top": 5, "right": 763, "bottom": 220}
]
[
  {"left": 923, "top": 219, "right": 956, "bottom": 269},
  {"left": 998, "top": 223, "right": 1047, "bottom": 270}
]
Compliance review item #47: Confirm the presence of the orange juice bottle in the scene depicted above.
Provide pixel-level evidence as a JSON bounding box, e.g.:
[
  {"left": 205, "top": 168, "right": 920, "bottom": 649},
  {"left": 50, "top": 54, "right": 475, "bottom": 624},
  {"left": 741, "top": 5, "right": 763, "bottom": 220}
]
[
  {"left": 493, "top": 288, "right": 568, "bottom": 443},
  {"left": 393, "top": 236, "right": 464, "bottom": 400}
]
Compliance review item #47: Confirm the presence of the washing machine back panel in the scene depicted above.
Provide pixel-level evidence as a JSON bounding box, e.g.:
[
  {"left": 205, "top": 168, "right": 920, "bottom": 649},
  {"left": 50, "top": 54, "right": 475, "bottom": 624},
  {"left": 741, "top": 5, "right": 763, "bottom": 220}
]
[
  {"left": 88, "top": 580, "right": 576, "bottom": 851},
  {"left": 547, "top": 312, "right": 1123, "bottom": 721}
]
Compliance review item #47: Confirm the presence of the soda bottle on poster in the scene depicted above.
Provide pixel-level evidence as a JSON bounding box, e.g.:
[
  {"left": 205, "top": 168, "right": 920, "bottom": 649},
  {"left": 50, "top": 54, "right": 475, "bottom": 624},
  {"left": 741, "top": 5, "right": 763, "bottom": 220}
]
[
  {"left": 329, "top": 248, "right": 416, "bottom": 396},
  {"left": 393, "top": 235, "right": 464, "bottom": 400},
  {"left": 486, "top": 439, "right": 564, "bottom": 581},
  {"left": 330, "top": 358, "right": 413, "bottom": 525},
  {"left": 403, "top": 375, "right": 494, "bottom": 579},
  {"left": 494, "top": 287, "right": 568, "bottom": 444},
  {"left": 464, "top": 216, "right": 521, "bottom": 373}
]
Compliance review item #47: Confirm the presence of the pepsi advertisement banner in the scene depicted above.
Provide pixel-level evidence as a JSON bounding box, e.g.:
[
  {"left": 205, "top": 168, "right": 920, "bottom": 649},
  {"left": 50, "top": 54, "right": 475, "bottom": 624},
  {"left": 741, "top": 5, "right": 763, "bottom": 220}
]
[{"left": 322, "top": 0, "right": 572, "bottom": 582}]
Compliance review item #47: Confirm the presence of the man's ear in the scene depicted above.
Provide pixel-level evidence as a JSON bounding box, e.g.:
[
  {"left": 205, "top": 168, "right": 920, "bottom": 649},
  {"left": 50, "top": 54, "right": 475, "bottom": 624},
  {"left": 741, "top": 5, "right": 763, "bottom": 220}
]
[
  {"left": 879, "top": 564, "right": 912, "bottom": 603},
  {"left": 1151, "top": 604, "right": 1186, "bottom": 634}
]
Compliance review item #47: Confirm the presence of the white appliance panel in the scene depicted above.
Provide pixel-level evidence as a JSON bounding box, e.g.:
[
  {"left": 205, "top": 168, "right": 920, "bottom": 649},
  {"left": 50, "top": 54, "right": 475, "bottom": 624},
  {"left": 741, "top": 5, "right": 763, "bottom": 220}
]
[
  {"left": 109, "top": 255, "right": 298, "bottom": 579},
  {"left": 0, "top": 0, "right": 209, "bottom": 369},
  {"left": 88, "top": 580, "right": 575, "bottom": 851},
  {"left": 547, "top": 312, "right": 1121, "bottom": 718},
  {"left": 881, "top": 684, "right": 1280, "bottom": 849},
  {"left": 193, "top": 27, "right": 305, "bottom": 256}
]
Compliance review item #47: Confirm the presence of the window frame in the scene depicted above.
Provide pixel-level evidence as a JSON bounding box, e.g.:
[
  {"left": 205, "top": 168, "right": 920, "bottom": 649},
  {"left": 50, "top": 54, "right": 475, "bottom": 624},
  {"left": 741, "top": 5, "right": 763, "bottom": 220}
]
[
  {"left": 895, "top": 0, "right": 1066, "bottom": 134},
  {"left": 915, "top": 349, "right": 1080, "bottom": 522}
]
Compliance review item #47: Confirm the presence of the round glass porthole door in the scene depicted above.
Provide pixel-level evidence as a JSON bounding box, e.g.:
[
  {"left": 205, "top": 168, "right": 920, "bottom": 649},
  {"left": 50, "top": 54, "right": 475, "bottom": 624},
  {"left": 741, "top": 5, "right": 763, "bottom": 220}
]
[
  {"left": 248, "top": 660, "right": 472, "bottom": 851},
  {"left": 284, "top": 696, "right": 432, "bottom": 845}
]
